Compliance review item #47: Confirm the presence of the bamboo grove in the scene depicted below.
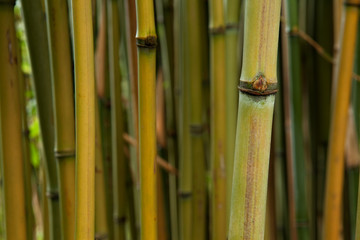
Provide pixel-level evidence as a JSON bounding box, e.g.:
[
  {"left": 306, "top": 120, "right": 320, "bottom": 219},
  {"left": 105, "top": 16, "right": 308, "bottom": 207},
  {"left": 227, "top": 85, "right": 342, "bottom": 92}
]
[{"left": 3, "top": 0, "right": 360, "bottom": 239}]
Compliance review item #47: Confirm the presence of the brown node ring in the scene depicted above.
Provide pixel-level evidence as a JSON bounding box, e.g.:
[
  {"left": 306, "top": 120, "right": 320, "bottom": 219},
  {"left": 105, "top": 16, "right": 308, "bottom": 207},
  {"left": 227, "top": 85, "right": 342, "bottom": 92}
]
[
  {"left": 238, "top": 74, "right": 278, "bottom": 96},
  {"left": 136, "top": 36, "right": 157, "bottom": 49}
]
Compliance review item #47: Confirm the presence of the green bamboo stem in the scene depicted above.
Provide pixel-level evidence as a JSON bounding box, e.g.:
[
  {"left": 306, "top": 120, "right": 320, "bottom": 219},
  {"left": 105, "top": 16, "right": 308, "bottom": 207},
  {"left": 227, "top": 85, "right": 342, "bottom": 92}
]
[
  {"left": 95, "top": 100, "right": 109, "bottom": 239},
  {"left": 135, "top": 0, "right": 158, "bottom": 238},
  {"left": 187, "top": 0, "right": 206, "bottom": 238},
  {"left": 19, "top": 72, "right": 35, "bottom": 240},
  {"left": 228, "top": 0, "right": 281, "bottom": 239},
  {"left": 209, "top": 0, "right": 227, "bottom": 238},
  {"left": 20, "top": 1, "right": 61, "bottom": 238},
  {"left": 95, "top": 2, "right": 114, "bottom": 238},
  {"left": 324, "top": 1, "right": 360, "bottom": 239},
  {"left": 154, "top": 0, "right": 179, "bottom": 238},
  {"left": 0, "top": 2, "right": 27, "bottom": 238},
  {"left": 107, "top": 0, "right": 127, "bottom": 238},
  {"left": 274, "top": 59, "right": 289, "bottom": 240},
  {"left": 283, "top": 0, "right": 310, "bottom": 238},
  {"left": 225, "top": 0, "right": 241, "bottom": 227},
  {"left": 177, "top": 0, "right": 192, "bottom": 238},
  {"left": 45, "top": 0, "right": 76, "bottom": 239},
  {"left": 71, "top": 0, "right": 96, "bottom": 238}
]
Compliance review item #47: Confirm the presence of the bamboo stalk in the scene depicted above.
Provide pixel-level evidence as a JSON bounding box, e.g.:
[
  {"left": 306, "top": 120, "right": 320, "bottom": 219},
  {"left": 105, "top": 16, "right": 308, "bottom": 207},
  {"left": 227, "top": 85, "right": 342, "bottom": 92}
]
[
  {"left": 154, "top": 0, "right": 179, "bottom": 238},
  {"left": 95, "top": 100, "right": 109, "bottom": 239},
  {"left": 225, "top": 0, "right": 241, "bottom": 228},
  {"left": 19, "top": 73, "right": 35, "bottom": 240},
  {"left": 182, "top": 0, "right": 207, "bottom": 239},
  {"left": 134, "top": 0, "right": 158, "bottom": 238},
  {"left": 45, "top": 0, "right": 76, "bottom": 239},
  {"left": 324, "top": 1, "right": 360, "bottom": 239},
  {"left": 0, "top": 1, "right": 27, "bottom": 239},
  {"left": 20, "top": 1, "right": 61, "bottom": 238},
  {"left": 208, "top": 0, "right": 227, "bottom": 238},
  {"left": 283, "top": 0, "right": 311, "bottom": 237},
  {"left": 71, "top": 0, "right": 96, "bottom": 238},
  {"left": 107, "top": 0, "right": 127, "bottom": 238},
  {"left": 177, "top": 0, "right": 192, "bottom": 238},
  {"left": 228, "top": 0, "right": 281, "bottom": 239},
  {"left": 95, "top": 2, "right": 114, "bottom": 237}
]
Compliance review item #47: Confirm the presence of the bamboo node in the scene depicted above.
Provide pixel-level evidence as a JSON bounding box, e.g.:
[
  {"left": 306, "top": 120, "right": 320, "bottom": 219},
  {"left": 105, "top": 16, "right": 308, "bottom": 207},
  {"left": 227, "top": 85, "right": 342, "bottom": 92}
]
[
  {"left": 136, "top": 36, "right": 157, "bottom": 48},
  {"left": 114, "top": 215, "right": 127, "bottom": 224},
  {"left": 95, "top": 233, "right": 108, "bottom": 240},
  {"left": 55, "top": 149, "right": 76, "bottom": 159},
  {"left": 189, "top": 124, "right": 205, "bottom": 135},
  {"left": 225, "top": 23, "right": 239, "bottom": 30},
  {"left": 178, "top": 191, "right": 192, "bottom": 198},
  {"left": 209, "top": 26, "right": 226, "bottom": 35},
  {"left": 344, "top": 0, "right": 360, "bottom": 7},
  {"left": 46, "top": 190, "right": 60, "bottom": 200},
  {"left": 238, "top": 75, "right": 278, "bottom": 96}
]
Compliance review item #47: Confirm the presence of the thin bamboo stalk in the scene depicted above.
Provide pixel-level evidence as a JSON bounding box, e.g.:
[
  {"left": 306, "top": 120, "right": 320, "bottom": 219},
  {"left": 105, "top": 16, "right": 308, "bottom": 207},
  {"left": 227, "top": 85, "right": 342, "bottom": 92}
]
[
  {"left": 154, "top": 0, "right": 179, "bottom": 238},
  {"left": 311, "top": 1, "right": 333, "bottom": 238},
  {"left": 19, "top": 72, "right": 35, "bottom": 240},
  {"left": 134, "top": 0, "right": 157, "bottom": 238},
  {"left": 95, "top": 100, "right": 109, "bottom": 239},
  {"left": 20, "top": 1, "right": 61, "bottom": 238},
  {"left": 324, "top": 1, "right": 360, "bottom": 239},
  {"left": 108, "top": 0, "right": 127, "bottom": 238},
  {"left": 280, "top": 3, "right": 297, "bottom": 238},
  {"left": 208, "top": 0, "right": 227, "bottom": 237},
  {"left": 183, "top": 0, "right": 207, "bottom": 239},
  {"left": 45, "top": 0, "right": 76, "bottom": 239},
  {"left": 283, "top": 0, "right": 310, "bottom": 237},
  {"left": 0, "top": 1, "right": 27, "bottom": 239},
  {"left": 95, "top": 2, "right": 114, "bottom": 237},
  {"left": 71, "top": 0, "right": 96, "bottom": 238},
  {"left": 177, "top": 0, "right": 192, "bottom": 238},
  {"left": 228, "top": 0, "right": 281, "bottom": 239},
  {"left": 225, "top": 0, "right": 241, "bottom": 227}
]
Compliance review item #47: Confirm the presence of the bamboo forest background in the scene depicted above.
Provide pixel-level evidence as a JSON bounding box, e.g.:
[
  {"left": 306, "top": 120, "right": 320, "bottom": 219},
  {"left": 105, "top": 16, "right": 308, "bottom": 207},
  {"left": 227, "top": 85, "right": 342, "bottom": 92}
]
[{"left": 1, "top": 0, "right": 360, "bottom": 239}]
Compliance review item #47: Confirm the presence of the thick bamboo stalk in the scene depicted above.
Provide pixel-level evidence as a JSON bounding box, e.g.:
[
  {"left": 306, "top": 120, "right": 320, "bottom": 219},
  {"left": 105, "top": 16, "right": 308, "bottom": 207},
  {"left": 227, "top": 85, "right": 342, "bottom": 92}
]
[
  {"left": 108, "top": 0, "right": 127, "bottom": 238},
  {"left": 228, "top": 0, "right": 281, "bottom": 239},
  {"left": 20, "top": 1, "right": 61, "bottom": 238},
  {"left": 71, "top": 0, "right": 96, "bottom": 238},
  {"left": 324, "top": 1, "right": 360, "bottom": 239},
  {"left": 135, "top": 0, "right": 157, "bottom": 238},
  {"left": 0, "top": 1, "right": 27, "bottom": 239},
  {"left": 209, "top": 0, "right": 227, "bottom": 238},
  {"left": 45, "top": 0, "right": 76, "bottom": 239},
  {"left": 225, "top": 0, "right": 241, "bottom": 227},
  {"left": 283, "top": 0, "right": 310, "bottom": 237},
  {"left": 154, "top": 0, "right": 179, "bottom": 238}
]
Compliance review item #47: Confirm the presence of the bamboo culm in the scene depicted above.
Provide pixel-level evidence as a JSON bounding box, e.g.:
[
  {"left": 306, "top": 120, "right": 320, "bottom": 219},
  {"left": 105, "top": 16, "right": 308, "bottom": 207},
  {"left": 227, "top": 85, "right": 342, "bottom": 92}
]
[
  {"left": 134, "top": 0, "right": 158, "bottom": 238},
  {"left": 71, "top": 0, "right": 96, "bottom": 238},
  {"left": 228, "top": 0, "right": 281, "bottom": 239}
]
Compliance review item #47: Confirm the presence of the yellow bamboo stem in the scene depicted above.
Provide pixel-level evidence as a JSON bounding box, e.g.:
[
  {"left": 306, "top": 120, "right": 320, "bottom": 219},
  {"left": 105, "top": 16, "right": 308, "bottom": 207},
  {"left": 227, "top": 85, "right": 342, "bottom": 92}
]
[
  {"left": 228, "top": 0, "right": 281, "bottom": 239},
  {"left": 0, "top": 1, "right": 27, "bottom": 239},
  {"left": 71, "top": 0, "right": 96, "bottom": 238},
  {"left": 324, "top": 1, "right": 360, "bottom": 239},
  {"left": 135, "top": 0, "right": 157, "bottom": 237},
  {"left": 45, "top": 0, "right": 76, "bottom": 239}
]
